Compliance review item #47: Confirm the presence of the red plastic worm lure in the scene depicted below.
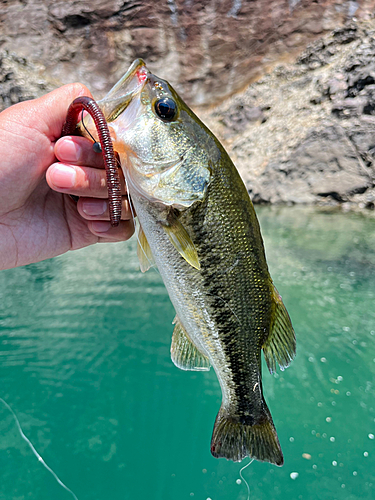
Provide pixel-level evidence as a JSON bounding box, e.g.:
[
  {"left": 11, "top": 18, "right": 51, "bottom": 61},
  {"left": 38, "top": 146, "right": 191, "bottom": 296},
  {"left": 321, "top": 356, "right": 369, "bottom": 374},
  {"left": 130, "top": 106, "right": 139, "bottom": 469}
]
[{"left": 61, "top": 96, "right": 122, "bottom": 227}]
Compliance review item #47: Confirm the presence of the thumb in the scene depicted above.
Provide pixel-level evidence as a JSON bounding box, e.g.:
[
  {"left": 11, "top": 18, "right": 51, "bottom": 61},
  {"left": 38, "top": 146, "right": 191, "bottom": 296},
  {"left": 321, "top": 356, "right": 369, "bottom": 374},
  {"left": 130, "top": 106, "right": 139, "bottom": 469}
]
[{"left": 27, "top": 83, "right": 93, "bottom": 142}]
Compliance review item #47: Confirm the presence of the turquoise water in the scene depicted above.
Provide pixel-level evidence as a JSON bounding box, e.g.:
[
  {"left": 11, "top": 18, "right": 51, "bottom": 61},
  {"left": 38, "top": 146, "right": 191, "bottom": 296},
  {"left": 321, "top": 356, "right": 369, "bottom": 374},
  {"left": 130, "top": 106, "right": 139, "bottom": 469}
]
[{"left": 0, "top": 206, "right": 374, "bottom": 500}]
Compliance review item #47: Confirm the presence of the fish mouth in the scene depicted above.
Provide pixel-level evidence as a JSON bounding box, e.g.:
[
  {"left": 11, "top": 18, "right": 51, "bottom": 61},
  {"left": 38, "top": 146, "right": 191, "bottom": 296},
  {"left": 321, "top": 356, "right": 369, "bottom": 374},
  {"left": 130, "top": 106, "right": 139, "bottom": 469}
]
[
  {"left": 97, "top": 59, "right": 149, "bottom": 123},
  {"left": 107, "top": 58, "right": 148, "bottom": 97}
]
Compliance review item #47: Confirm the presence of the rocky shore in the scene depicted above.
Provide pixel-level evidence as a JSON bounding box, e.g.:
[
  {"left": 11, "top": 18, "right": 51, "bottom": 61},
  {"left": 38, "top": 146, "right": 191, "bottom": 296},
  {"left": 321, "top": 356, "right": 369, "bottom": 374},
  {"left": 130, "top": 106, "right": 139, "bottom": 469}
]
[
  {"left": 202, "top": 19, "right": 375, "bottom": 209},
  {"left": 2, "top": 0, "right": 372, "bottom": 106},
  {"left": 1, "top": 7, "right": 375, "bottom": 209}
]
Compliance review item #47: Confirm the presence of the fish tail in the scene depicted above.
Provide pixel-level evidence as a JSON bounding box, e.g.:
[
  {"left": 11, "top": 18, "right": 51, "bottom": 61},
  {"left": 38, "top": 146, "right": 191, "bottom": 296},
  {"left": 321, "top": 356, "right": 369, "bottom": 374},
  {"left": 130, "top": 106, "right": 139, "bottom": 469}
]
[{"left": 210, "top": 406, "right": 284, "bottom": 465}]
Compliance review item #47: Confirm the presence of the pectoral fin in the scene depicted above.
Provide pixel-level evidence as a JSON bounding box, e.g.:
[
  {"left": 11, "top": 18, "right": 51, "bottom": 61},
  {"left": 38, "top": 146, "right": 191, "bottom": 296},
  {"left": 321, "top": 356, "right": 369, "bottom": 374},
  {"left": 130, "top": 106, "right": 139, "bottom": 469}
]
[
  {"left": 171, "top": 316, "right": 210, "bottom": 371},
  {"left": 162, "top": 215, "right": 200, "bottom": 270},
  {"left": 262, "top": 284, "right": 296, "bottom": 374},
  {"left": 137, "top": 225, "right": 155, "bottom": 272}
]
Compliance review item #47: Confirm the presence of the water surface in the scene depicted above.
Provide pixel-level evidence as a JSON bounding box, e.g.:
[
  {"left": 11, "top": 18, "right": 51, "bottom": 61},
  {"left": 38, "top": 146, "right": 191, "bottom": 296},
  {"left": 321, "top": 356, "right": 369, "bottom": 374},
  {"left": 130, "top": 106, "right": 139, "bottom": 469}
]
[{"left": 0, "top": 206, "right": 374, "bottom": 500}]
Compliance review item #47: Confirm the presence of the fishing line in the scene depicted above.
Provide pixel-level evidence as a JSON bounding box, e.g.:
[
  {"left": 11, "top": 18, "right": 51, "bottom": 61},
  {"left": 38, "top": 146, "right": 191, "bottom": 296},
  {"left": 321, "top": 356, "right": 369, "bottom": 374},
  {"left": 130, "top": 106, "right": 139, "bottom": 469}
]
[
  {"left": 0, "top": 398, "right": 79, "bottom": 500},
  {"left": 206, "top": 293, "right": 241, "bottom": 327},
  {"left": 80, "top": 109, "right": 98, "bottom": 145},
  {"left": 81, "top": 109, "right": 103, "bottom": 154},
  {"left": 238, "top": 458, "right": 254, "bottom": 500}
]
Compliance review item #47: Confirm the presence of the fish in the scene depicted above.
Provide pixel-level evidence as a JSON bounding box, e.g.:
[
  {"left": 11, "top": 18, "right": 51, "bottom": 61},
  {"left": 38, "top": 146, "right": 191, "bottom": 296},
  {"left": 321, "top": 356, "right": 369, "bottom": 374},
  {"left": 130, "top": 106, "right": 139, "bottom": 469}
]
[{"left": 80, "top": 59, "right": 296, "bottom": 465}]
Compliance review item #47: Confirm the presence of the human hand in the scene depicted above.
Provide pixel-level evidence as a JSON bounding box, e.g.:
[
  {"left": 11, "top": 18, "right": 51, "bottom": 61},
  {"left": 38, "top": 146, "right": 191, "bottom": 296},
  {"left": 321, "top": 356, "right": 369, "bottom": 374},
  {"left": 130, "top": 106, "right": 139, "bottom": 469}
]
[{"left": 0, "top": 84, "right": 134, "bottom": 271}]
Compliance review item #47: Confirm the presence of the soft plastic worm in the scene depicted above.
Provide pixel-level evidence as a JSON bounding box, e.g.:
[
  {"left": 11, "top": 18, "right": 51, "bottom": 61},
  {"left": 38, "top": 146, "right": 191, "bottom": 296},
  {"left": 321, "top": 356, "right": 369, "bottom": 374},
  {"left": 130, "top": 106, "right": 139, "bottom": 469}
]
[{"left": 61, "top": 96, "right": 122, "bottom": 227}]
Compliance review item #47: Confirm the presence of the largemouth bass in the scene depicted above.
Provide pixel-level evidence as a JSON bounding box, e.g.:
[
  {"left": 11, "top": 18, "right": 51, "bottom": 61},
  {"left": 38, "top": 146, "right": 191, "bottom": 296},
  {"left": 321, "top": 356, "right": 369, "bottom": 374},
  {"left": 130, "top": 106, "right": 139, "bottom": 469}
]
[{"left": 81, "top": 59, "right": 296, "bottom": 465}]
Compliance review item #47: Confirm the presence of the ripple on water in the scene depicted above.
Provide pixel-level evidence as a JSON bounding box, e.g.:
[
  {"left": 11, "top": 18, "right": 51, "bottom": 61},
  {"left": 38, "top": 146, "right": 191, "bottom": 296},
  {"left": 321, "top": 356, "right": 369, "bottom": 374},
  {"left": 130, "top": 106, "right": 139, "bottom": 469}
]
[{"left": 1, "top": 207, "right": 375, "bottom": 500}]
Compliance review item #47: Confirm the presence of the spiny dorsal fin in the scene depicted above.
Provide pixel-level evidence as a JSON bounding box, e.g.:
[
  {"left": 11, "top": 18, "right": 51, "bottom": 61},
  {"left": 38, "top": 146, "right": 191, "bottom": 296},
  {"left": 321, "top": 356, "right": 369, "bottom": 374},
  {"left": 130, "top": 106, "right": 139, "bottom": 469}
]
[
  {"left": 137, "top": 224, "right": 155, "bottom": 272},
  {"left": 161, "top": 213, "right": 200, "bottom": 270},
  {"left": 262, "top": 284, "right": 296, "bottom": 374},
  {"left": 171, "top": 316, "right": 210, "bottom": 371}
]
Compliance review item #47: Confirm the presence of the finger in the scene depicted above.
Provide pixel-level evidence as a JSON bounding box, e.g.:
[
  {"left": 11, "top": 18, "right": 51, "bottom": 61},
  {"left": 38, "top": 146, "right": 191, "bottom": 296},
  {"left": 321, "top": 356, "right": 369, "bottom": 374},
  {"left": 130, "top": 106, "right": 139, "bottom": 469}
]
[
  {"left": 30, "top": 83, "right": 93, "bottom": 141},
  {"left": 54, "top": 136, "right": 105, "bottom": 169},
  {"left": 88, "top": 219, "right": 135, "bottom": 242},
  {"left": 46, "top": 162, "right": 126, "bottom": 198},
  {"left": 77, "top": 197, "right": 133, "bottom": 221}
]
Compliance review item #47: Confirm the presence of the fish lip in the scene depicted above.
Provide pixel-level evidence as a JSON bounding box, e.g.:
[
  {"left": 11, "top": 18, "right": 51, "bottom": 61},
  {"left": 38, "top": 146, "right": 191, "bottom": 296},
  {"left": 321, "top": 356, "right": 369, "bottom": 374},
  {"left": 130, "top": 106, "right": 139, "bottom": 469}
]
[
  {"left": 121, "top": 58, "right": 148, "bottom": 86},
  {"left": 107, "top": 58, "right": 148, "bottom": 94},
  {"left": 97, "top": 59, "right": 149, "bottom": 122}
]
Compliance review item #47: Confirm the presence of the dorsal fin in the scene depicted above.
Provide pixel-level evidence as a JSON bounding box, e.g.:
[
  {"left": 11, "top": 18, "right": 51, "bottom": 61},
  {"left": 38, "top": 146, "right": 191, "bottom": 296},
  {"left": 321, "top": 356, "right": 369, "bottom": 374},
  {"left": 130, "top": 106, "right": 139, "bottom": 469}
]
[
  {"left": 137, "top": 224, "right": 155, "bottom": 272},
  {"left": 171, "top": 316, "right": 211, "bottom": 371},
  {"left": 262, "top": 284, "right": 296, "bottom": 374},
  {"left": 161, "top": 213, "right": 200, "bottom": 270}
]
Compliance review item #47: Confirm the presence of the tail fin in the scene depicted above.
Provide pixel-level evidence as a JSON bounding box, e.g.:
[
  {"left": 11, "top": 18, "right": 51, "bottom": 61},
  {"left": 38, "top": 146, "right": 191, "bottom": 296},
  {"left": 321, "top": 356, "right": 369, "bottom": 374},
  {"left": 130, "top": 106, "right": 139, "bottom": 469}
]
[{"left": 210, "top": 407, "right": 284, "bottom": 465}]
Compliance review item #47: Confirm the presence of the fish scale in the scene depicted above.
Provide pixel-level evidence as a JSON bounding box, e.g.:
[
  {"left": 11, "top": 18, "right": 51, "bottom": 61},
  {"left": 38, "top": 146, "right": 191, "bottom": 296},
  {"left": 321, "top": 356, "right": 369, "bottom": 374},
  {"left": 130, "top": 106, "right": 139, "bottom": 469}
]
[{"left": 188, "top": 171, "right": 273, "bottom": 415}]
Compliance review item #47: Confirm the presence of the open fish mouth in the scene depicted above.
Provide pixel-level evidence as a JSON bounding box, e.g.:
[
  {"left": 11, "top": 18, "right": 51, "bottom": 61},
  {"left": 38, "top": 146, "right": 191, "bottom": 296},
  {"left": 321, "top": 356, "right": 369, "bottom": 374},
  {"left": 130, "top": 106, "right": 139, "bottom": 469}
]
[
  {"left": 78, "top": 59, "right": 149, "bottom": 145},
  {"left": 97, "top": 59, "right": 149, "bottom": 123}
]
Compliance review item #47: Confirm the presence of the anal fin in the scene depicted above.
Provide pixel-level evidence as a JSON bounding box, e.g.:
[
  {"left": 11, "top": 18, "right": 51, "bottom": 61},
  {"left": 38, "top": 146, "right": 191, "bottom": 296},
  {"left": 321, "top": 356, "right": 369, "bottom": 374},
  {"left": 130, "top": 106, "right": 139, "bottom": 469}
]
[
  {"left": 262, "top": 284, "right": 296, "bottom": 374},
  {"left": 171, "top": 316, "right": 210, "bottom": 371}
]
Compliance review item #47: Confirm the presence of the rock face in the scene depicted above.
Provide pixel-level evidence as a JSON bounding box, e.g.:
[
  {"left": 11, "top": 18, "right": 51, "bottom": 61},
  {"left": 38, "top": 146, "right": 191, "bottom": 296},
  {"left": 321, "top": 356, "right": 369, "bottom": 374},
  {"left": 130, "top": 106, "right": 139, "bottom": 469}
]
[
  {"left": 203, "top": 20, "right": 375, "bottom": 208},
  {"left": 2, "top": 2, "right": 375, "bottom": 209},
  {"left": 1, "top": 0, "right": 374, "bottom": 107},
  {"left": 256, "top": 125, "right": 371, "bottom": 204},
  {"left": 0, "top": 51, "right": 55, "bottom": 109}
]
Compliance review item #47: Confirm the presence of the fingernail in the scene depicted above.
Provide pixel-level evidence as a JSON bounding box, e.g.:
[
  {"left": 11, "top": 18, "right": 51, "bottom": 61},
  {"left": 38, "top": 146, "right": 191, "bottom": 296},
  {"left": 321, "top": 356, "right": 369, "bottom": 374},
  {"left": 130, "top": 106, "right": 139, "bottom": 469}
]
[
  {"left": 57, "top": 138, "right": 81, "bottom": 162},
  {"left": 51, "top": 164, "right": 76, "bottom": 188},
  {"left": 91, "top": 221, "right": 112, "bottom": 233},
  {"left": 82, "top": 200, "right": 107, "bottom": 216}
]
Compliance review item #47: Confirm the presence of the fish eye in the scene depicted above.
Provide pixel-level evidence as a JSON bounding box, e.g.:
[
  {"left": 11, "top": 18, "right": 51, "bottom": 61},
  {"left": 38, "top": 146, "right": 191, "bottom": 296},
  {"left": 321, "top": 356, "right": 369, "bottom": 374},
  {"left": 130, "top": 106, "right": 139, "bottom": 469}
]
[{"left": 154, "top": 97, "right": 177, "bottom": 122}]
